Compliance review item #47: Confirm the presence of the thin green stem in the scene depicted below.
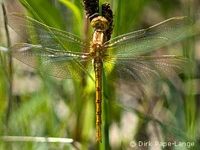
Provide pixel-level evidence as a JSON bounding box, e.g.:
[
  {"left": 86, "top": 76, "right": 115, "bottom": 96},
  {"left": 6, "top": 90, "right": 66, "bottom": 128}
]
[
  {"left": 102, "top": 70, "right": 111, "bottom": 149},
  {"left": 1, "top": 1, "right": 12, "bottom": 127}
]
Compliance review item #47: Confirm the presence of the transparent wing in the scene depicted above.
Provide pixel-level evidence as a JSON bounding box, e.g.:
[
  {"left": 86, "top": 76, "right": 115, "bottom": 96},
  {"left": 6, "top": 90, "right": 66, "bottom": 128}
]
[
  {"left": 7, "top": 13, "right": 90, "bottom": 52},
  {"left": 104, "top": 55, "right": 189, "bottom": 84},
  {"left": 105, "top": 16, "right": 192, "bottom": 56},
  {"left": 9, "top": 43, "right": 92, "bottom": 79}
]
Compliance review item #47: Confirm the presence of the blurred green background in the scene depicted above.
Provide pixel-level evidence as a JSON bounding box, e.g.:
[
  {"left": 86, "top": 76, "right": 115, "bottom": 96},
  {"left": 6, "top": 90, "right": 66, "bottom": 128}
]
[{"left": 0, "top": 0, "right": 200, "bottom": 149}]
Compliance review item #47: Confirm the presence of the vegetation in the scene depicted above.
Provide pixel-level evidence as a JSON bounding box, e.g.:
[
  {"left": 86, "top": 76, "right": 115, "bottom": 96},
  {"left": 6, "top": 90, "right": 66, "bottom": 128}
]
[{"left": 0, "top": 0, "right": 199, "bottom": 149}]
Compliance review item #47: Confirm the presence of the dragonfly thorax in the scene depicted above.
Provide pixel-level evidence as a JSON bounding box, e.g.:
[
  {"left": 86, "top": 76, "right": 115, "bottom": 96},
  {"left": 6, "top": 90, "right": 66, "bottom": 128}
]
[
  {"left": 90, "top": 43, "right": 106, "bottom": 58},
  {"left": 89, "top": 16, "right": 109, "bottom": 59},
  {"left": 90, "top": 29, "right": 107, "bottom": 59}
]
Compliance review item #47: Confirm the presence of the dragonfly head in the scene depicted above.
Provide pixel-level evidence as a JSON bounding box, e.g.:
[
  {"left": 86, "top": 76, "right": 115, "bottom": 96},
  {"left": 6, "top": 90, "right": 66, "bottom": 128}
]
[{"left": 91, "top": 16, "right": 109, "bottom": 31}]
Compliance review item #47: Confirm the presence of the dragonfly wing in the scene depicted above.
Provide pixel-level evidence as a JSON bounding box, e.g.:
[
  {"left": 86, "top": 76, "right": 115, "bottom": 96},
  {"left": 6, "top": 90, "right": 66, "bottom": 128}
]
[
  {"left": 7, "top": 13, "right": 90, "bottom": 52},
  {"left": 9, "top": 43, "right": 92, "bottom": 79},
  {"left": 105, "top": 16, "right": 192, "bottom": 56},
  {"left": 104, "top": 55, "right": 189, "bottom": 84}
]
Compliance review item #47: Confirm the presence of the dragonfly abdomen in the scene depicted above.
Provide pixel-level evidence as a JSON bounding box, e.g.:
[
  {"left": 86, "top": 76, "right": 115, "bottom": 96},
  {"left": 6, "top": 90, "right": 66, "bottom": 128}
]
[{"left": 94, "top": 59, "right": 103, "bottom": 142}]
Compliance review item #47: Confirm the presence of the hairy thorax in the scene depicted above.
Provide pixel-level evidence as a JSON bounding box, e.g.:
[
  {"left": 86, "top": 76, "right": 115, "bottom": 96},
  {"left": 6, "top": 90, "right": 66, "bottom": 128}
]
[{"left": 89, "top": 16, "right": 109, "bottom": 59}]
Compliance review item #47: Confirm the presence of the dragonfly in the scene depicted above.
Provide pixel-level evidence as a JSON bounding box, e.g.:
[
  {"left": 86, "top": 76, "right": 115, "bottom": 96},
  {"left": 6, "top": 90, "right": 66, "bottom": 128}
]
[{"left": 7, "top": 13, "right": 191, "bottom": 142}]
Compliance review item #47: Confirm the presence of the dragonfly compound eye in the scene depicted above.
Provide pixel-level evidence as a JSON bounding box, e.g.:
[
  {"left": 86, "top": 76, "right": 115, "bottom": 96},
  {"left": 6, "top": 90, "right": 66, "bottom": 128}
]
[{"left": 91, "top": 16, "right": 109, "bottom": 31}]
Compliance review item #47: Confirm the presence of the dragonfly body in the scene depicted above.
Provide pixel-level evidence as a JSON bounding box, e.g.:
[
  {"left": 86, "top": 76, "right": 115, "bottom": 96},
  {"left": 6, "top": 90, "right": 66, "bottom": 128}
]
[
  {"left": 90, "top": 16, "right": 109, "bottom": 142},
  {"left": 7, "top": 12, "right": 191, "bottom": 142}
]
